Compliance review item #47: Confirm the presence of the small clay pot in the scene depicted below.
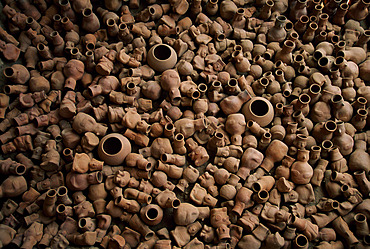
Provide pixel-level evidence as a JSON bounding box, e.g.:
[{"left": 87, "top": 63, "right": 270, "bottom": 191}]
[
  {"left": 98, "top": 133, "right": 132, "bottom": 165},
  {"left": 147, "top": 44, "right": 177, "bottom": 72},
  {"left": 140, "top": 204, "right": 163, "bottom": 226},
  {"left": 242, "top": 97, "right": 274, "bottom": 127}
]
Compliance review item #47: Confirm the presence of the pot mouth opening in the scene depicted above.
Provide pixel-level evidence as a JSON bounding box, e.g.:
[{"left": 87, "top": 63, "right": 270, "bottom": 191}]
[
  {"left": 285, "top": 21, "right": 293, "bottom": 30},
  {"left": 26, "top": 17, "right": 34, "bottom": 24},
  {"left": 198, "top": 83, "right": 207, "bottom": 92},
  {"left": 79, "top": 218, "right": 87, "bottom": 228},
  {"left": 61, "top": 16, "right": 69, "bottom": 23},
  {"left": 310, "top": 84, "right": 321, "bottom": 94},
  {"left": 153, "top": 44, "right": 172, "bottom": 61},
  {"left": 299, "top": 94, "right": 310, "bottom": 104},
  {"left": 3, "top": 86, "right": 11, "bottom": 94},
  {"left": 16, "top": 165, "right": 26, "bottom": 175},
  {"left": 358, "top": 108, "right": 368, "bottom": 116},
  {"left": 4, "top": 67, "right": 14, "bottom": 77},
  {"left": 322, "top": 140, "right": 333, "bottom": 149},
  {"left": 103, "top": 136, "right": 123, "bottom": 155},
  {"left": 250, "top": 99, "right": 269, "bottom": 117},
  {"left": 107, "top": 18, "right": 115, "bottom": 26},
  {"left": 175, "top": 133, "right": 184, "bottom": 141},
  {"left": 296, "top": 235, "right": 308, "bottom": 246},
  {"left": 147, "top": 208, "right": 159, "bottom": 220},
  {"left": 63, "top": 148, "right": 72, "bottom": 156},
  {"left": 86, "top": 43, "right": 95, "bottom": 50},
  {"left": 259, "top": 190, "right": 268, "bottom": 199},
  {"left": 172, "top": 199, "right": 181, "bottom": 208},
  {"left": 145, "top": 232, "right": 155, "bottom": 240},
  {"left": 59, "top": 0, "right": 69, "bottom": 6},
  {"left": 318, "top": 57, "right": 328, "bottom": 66},
  {"left": 47, "top": 189, "right": 57, "bottom": 197},
  {"left": 53, "top": 14, "right": 62, "bottom": 21},
  {"left": 325, "top": 121, "right": 337, "bottom": 131},
  {"left": 83, "top": 8, "right": 92, "bottom": 17},
  {"left": 58, "top": 186, "right": 67, "bottom": 195},
  {"left": 57, "top": 204, "right": 65, "bottom": 212},
  {"left": 300, "top": 15, "right": 309, "bottom": 23},
  {"left": 149, "top": 6, "right": 156, "bottom": 14},
  {"left": 355, "top": 213, "right": 366, "bottom": 222},
  {"left": 311, "top": 145, "right": 321, "bottom": 151}
]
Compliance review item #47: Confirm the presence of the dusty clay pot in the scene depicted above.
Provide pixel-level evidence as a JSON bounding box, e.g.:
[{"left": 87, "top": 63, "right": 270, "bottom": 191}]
[
  {"left": 98, "top": 133, "right": 132, "bottom": 165},
  {"left": 147, "top": 44, "right": 177, "bottom": 72},
  {"left": 242, "top": 97, "right": 274, "bottom": 127}
]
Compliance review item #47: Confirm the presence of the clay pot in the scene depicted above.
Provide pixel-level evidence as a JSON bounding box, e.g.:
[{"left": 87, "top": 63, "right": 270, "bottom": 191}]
[
  {"left": 349, "top": 140, "right": 370, "bottom": 173},
  {"left": 3, "top": 64, "right": 30, "bottom": 85},
  {"left": 160, "top": 69, "right": 181, "bottom": 103},
  {"left": 347, "top": 0, "right": 369, "bottom": 21},
  {"left": 174, "top": 203, "right": 210, "bottom": 226},
  {"left": 242, "top": 97, "right": 274, "bottom": 127},
  {"left": 147, "top": 44, "right": 177, "bottom": 72},
  {"left": 267, "top": 15, "right": 287, "bottom": 42},
  {"left": 332, "top": 121, "right": 354, "bottom": 156},
  {"left": 140, "top": 204, "right": 163, "bottom": 226},
  {"left": 0, "top": 175, "right": 27, "bottom": 198},
  {"left": 98, "top": 133, "right": 131, "bottom": 165},
  {"left": 260, "top": 140, "right": 289, "bottom": 172},
  {"left": 63, "top": 59, "right": 85, "bottom": 90},
  {"left": 238, "top": 148, "right": 264, "bottom": 180},
  {"left": 290, "top": 149, "right": 313, "bottom": 184}
]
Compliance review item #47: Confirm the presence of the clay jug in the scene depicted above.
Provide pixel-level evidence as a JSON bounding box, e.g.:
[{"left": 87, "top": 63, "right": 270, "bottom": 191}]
[
  {"left": 291, "top": 149, "right": 313, "bottom": 184},
  {"left": 347, "top": 0, "right": 370, "bottom": 21},
  {"left": 260, "top": 140, "right": 289, "bottom": 172},
  {"left": 225, "top": 114, "right": 246, "bottom": 145},
  {"left": 267, "top": 15, "right": 287, "bottom": 43},
  {"left": 98, "top": 133, "right": 131, "bottom": 165},
  {"left": 81, "top": 8, "right": 100, "bottom": 33},
  {"left": 275, "top": 40, "right": 295, "bottom": 64},
  {"left": 349, "top": 140, "right": 370, "bottom": 173},
  {"left": 332, "top": 121, "right": 354, "bottom": 156},
  {"left": 289, "top": 0, "right": 307, "bottom": 22},
  {"left": 220, "top": 90, "right": 252, "bottom": 115},
  {"left": 147, "top": 44, "right": 177, "bottom": 72},
  {"left": 242, "top": 97, "right": 274, "bottom": 127}
]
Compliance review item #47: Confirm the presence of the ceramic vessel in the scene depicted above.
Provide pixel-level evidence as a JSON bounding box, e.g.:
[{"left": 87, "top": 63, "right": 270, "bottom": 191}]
[
  {"left": 98, "top": 133, "right": 132, "bottom": 165},
  {"left": 147, "top": 44, "right": 177, "bottom": 72},
  {"left": 242, "top": 97, "right": 274, "bottom": 127}
]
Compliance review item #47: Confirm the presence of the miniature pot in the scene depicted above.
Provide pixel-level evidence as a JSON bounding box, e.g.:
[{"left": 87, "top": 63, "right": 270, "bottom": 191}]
[
  {"left": 242, "top": 97, "right": 274, "bottom": 127},
  {"left": 147, "top": 44, "right": 177, "bottom": 72},
  {"left": 98, "top": 133, "right": 132, "bottom": 165}
]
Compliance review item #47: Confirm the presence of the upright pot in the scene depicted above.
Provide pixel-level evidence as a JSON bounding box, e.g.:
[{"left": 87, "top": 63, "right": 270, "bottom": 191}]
[
  {"left": 147, "top": 44, "right": 177, "bottom": 72},
  {"left": 98, "top": 133, "right": 132, "bottom": 165},
  {"left": 242, "top": 97, "right": 274, "bottom": 127}
]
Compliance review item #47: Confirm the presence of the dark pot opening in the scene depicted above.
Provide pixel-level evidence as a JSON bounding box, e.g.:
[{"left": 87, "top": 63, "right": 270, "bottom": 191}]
[
  {"left": 103, "top": 137, "right": 122, "bottom": 155},
  {"left": 296, "top": 235, "right": 308, "bottom": 247},
  {"left": 251, "top": 99, "right": 269, "bottom": 117},
  {"left": 154, "top": 44, "right": 172, "bottom": 61},
  {"left": 147, "top": 208, "right": 159, "bottom": 220}
]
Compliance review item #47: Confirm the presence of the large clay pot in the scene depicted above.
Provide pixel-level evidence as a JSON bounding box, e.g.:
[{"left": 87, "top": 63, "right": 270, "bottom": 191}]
[
  {"left": 147, "top": 44, "right": 177, "bottom": 72},
  {"left": 242, "top": 97, "right": 274, "bottom": 127},
  {"left": 98, "top": 133, "right": 131, "bottom": 165}
]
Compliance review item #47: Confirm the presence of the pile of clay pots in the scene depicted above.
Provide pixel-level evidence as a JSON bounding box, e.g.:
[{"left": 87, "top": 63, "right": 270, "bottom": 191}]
[{"left": 0, "top": 0, "right": 369, "bottom": 248}]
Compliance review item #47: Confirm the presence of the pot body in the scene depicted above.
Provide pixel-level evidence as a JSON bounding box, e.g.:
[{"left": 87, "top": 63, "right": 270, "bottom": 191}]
[
  {"left": 147, "top": 44, "right": 177, "bottom": 72},
  {"left": 242, "top": 97, "right": 274, "bottom": 127},
  {"left": 98, "top": 133, "right": 132, "bottom": 165}
]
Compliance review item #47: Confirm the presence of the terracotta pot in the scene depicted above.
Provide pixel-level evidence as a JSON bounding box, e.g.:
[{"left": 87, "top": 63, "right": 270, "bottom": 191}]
[
  {"left": 140, "top": 204, "right": 163, "bottom": 226},
  {"left": 147, "top": 44, "right": 177, "bottom": 72},
  {"left": 242, "top": 97, "right": 274, "bottom": 127},
  {"left": 260, "top": 140, "right": 289, "bottom": 172},
  {"left": 98, "top": 133, "right": 131, "bottom": 165},
  {"left": 347, "top": 0, "right": 369, "bottom": 21},
  {"left": 267, "top": 15, "right": 287, "bottom": 42}
]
